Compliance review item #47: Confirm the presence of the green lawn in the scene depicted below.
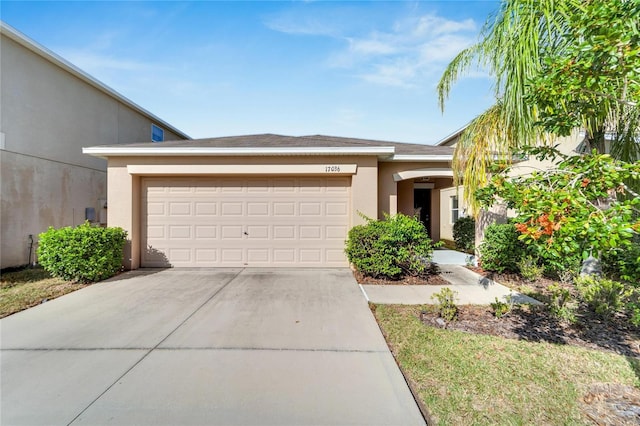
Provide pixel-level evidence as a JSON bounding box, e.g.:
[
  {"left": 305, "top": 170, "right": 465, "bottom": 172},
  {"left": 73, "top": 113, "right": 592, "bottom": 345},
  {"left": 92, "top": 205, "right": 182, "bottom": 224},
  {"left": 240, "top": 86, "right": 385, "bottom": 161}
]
[
  {"left": 374, "top": 304, "right": 639, "bottom": 425},
  {"left": 0, "top": 268, "right": 87, "bottom": 318}
]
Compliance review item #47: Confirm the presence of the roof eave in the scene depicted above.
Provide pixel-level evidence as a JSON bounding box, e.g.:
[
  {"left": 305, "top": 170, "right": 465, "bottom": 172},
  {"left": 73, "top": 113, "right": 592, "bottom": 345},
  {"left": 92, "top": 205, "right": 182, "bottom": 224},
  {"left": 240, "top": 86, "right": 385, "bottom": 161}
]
[
  {"left": 82, "top": 146, "right": 397, "bottom": 159},
  {"left": 386, "top": 155, "right": 453, "bottom": 162}
]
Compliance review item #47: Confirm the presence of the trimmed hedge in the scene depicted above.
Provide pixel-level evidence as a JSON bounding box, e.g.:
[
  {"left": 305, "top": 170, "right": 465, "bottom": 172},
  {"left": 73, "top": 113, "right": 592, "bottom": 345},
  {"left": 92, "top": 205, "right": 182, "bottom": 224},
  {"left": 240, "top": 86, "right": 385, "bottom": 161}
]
[
  {"left": 453, "top": 216, "right": 475, "bottom": 254},
  {"left": 479, "top": 223, "right": 526, "bottom": 273},
  {"left": 345, "top": 213, "right": 438, "bottom": 279},
  {"left": 37, "top": 222, "right": 127, "bottom": 283}
]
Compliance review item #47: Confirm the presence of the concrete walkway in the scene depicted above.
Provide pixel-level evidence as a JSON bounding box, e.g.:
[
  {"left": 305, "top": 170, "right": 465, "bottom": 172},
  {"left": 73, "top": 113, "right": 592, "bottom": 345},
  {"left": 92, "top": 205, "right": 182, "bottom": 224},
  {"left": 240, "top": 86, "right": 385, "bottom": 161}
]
[
  {"left": 1, "top": 268, "right": 425, "bottom": 426},
  {"left": 363, "top": 249, "right": 540, "bottom": 305}
]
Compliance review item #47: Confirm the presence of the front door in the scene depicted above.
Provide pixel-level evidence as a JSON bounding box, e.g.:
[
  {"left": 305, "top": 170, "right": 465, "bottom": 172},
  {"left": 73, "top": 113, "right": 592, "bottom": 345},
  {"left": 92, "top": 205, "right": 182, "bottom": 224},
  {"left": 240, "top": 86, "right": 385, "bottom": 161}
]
[{"left": 414, "top": 188, "right": 431, "bottom": 237}]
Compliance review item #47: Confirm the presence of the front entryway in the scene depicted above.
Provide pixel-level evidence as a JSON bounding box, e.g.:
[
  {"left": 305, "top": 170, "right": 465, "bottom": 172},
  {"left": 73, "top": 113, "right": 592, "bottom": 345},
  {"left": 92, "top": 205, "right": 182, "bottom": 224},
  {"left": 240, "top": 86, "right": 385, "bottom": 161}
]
[{"left": 414, "top": 187, "right": 431, "bottom": 236}]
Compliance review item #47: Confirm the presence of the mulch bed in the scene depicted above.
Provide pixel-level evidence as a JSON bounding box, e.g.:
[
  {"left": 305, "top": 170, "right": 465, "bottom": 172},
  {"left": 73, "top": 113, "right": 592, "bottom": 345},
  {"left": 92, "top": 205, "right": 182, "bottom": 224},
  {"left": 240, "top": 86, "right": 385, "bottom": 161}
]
[
  {"left": 353, "top": 270, "right": 450, "bottom": 286},
  {"left": 420, "top": 305, "right": 640, "bottom": 357}
]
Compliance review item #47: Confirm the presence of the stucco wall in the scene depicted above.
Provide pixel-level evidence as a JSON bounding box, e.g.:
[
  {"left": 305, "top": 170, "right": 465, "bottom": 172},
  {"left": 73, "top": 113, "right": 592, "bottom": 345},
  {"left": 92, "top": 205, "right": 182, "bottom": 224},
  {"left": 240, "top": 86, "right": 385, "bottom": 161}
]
[
  {"left": 0, "top": 33, "right": 187, "bottom": 268},
  {"left": 0, "top": 35, "right": 184, "bottom": 170},
  {"left": 439, "top": 186, "right": 465, "bottom": 241},
  {"left": 377, "top": 161, "right": 452, "bottom": 218},
  {"left": 0, "top": 151, "right": 106, "bottom": 267},
  {"left": 106, "top": 155, "right": 379, "bottom": 269}
]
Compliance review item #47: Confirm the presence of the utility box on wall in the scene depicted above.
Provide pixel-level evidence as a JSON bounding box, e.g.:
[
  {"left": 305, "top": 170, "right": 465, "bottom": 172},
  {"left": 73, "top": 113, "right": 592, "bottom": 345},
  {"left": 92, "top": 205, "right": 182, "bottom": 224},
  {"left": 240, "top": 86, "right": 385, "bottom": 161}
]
[{"left": 85, "top": 207, "right": 96, "bottom": 222}]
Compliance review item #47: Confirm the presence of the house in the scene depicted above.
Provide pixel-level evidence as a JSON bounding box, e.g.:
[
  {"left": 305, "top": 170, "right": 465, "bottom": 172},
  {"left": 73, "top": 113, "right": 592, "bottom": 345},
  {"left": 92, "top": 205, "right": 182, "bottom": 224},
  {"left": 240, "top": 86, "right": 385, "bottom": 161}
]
[
  {"left": 83, "top": 134, "right": 455, "bottom": 269},
  {"left": 436, "top": 126, "right": 586, "bottom": 242},
  {"left": 0, "top": 22, "right": 190, "bottom": 268}
]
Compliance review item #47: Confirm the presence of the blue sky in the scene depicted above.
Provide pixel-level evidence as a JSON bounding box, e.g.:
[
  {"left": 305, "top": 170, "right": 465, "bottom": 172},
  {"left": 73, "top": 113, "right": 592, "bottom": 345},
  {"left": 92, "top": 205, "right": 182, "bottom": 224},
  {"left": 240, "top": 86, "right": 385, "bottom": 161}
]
[{"left": 2, "top": 1, "right": 498, "bottom": 144}]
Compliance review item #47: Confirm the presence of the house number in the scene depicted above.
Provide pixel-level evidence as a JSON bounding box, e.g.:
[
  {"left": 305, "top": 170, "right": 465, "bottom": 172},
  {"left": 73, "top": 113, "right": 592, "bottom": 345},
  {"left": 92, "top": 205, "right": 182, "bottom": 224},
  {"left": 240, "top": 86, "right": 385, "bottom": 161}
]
[{"left": 324, "top": 166, "right": 341, "bottom": 172}]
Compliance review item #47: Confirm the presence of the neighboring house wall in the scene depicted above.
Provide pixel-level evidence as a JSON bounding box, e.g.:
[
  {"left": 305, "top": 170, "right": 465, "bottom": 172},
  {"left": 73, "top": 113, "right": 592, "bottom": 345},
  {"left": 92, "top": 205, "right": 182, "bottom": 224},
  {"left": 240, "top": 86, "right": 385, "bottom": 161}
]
[{"left": 0, "top": 27, "right": 187, "bottom": 268}]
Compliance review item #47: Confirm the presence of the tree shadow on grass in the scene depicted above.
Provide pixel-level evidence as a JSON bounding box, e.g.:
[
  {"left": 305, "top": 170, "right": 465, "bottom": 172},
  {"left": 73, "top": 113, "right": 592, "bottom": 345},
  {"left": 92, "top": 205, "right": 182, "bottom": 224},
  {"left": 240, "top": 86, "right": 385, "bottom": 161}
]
[{"left": 509, "top": 305, "right": 640, "bottom": 358}]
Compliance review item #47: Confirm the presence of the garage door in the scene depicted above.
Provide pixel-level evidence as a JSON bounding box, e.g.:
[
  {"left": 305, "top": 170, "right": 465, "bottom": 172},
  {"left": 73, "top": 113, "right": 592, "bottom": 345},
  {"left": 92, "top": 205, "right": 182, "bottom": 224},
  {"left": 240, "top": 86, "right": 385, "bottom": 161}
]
[{"left": 141, "top": 177, "right": 351, "bottom": 267}]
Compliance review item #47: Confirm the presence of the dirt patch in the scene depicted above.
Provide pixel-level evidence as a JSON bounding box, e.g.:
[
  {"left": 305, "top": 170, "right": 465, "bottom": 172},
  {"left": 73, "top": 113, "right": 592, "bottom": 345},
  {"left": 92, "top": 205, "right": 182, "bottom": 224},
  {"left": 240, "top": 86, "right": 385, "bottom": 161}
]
[{"left": 583, "top": 383, "right": 640, "bottom": 425}]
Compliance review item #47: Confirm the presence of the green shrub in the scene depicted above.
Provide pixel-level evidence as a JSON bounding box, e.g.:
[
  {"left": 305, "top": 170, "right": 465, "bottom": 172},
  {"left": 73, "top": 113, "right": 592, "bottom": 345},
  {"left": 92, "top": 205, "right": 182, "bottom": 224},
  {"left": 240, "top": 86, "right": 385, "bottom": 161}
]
[
  {"left": 575, "top": 275, "right": 632, "bottom": 320},
  {"left": 547, "top": 284, "right": 577, "bottom": 323},
  {"left": 602, "top": 237, "right": 640, "bottom": 285},
  {"left": 490, "top": 297, "right": 511, "bottom": 318},
  {"left": 345, "top": 213, "right": 438, "bottom": 279},
  {"left": 37, "top": 222, "right": 127, "bottom": 283},
  {"left": 479, "top": 223, "right": 526, "bottom": 273},
  {"left": 541, "top": 253, "right": 582, "bottom": 280},
  {"left": 453, "top": 216, "right": 475, "bottom": 254},
  {"left": 431, "top": 287, "right": 458, "bottom": 322},
  {"left": 517, "top": 256, "right": 544, "bottom": 282}
]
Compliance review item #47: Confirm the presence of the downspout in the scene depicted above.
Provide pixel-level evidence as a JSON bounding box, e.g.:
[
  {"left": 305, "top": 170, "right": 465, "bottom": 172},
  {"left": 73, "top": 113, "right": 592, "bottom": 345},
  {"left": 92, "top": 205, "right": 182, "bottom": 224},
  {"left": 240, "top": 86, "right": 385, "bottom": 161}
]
[{"left": 27, "top": 234, "right": 34, "bottom": 268}]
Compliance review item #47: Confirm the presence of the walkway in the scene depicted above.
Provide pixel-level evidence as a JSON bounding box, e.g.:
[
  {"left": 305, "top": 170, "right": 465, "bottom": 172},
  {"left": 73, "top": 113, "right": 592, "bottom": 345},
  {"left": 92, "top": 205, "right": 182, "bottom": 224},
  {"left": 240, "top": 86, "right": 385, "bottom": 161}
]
[{"left": 362, "top": 249, "right": 541, "bottom": 305}]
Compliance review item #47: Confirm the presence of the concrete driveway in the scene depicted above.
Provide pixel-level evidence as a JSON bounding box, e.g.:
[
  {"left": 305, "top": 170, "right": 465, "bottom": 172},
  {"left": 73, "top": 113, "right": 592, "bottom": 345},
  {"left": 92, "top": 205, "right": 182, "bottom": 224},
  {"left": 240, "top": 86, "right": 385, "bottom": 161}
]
[{"left": 0, "top": 268, "right": 425, "bottom": 425}]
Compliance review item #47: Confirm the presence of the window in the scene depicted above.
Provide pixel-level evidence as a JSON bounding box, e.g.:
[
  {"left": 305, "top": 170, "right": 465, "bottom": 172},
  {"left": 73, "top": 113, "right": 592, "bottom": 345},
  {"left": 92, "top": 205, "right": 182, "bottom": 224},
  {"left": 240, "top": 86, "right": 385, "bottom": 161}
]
[
  {"left": 451, "top": 196, "right": 459, "bottom": 223},
  {"left": 151, "top": 124, "right": 164, "bottom": 142}
]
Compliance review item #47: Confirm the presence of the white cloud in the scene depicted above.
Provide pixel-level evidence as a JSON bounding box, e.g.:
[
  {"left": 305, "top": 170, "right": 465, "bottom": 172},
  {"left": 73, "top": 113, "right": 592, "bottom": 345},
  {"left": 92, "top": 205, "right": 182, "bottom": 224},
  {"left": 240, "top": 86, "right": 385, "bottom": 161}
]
[
  {"left": 263, "top": 12, "right": 341, "bottom": 37},
  {"left": 348, "top": 36, "right": 398, "bottom": 56},
  {"left": 359, "top": 60, "right": 419, "bottom": 88},
  {"left": 268, "top": 9, "right": 481, "bottom": 88}
]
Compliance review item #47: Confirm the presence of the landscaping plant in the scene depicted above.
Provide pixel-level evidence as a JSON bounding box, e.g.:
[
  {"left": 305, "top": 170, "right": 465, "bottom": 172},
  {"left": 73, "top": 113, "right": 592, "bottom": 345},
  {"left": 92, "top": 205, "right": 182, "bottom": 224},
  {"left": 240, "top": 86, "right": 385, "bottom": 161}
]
[
  {"left": 38, "top": 222, "right": 127, "bottom": 283},
  {"left": 546, "top": 284, "right": 577, "bottom": 324},
  {"left": 476, "top": 147, "right": 640, "bottom": 277},
  {"left": 431, "top": 287, "right": 458, "bottom": 323},
  {"left": 345, "top": 213, "right": 438, "bottom": 279},
  {"left": 575, "top": 275, "right": 634, "bottom": 321},
  {"left": 516, "top": 255, "right": 544, "bottom": 282},
  {"left": 452, "top": 216, "right": 475, "bottom": 254},
  {"left": 490, "top": 297, "right": 510, "bottom": 319},
  {"left": 478, "top": 223, "right": 527, "bottom": 273}
]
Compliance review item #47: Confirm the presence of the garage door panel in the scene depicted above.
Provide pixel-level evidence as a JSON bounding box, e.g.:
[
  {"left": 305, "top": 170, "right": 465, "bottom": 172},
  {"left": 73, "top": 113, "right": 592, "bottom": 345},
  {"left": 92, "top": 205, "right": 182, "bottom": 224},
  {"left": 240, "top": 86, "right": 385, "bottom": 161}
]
[
  {"left": 273, "top": 202, "right": 295, "bottom": 216},
  {"left": 299, "top": 226, "right": 321, "bottom": 239},
  {"left": 221, "top": 249, "right": 243, "bottom": 263},
  {"left": 246, "top": 226, "right": 269, "bottom": 239},
  {"left": 247, "top": 202, "right": 269, "bottom": 216},
  {"left": 169, "top": 203, "right": 191, "bottom": 216},
  {"left": 195, "top": 249, "right": 217, "bottom": 262},
  {"left": 194, "top": 202, "right": 217, "bottom": 216},
  {"left": 142, "top": 177, "right": 350, "bottom": 267}
]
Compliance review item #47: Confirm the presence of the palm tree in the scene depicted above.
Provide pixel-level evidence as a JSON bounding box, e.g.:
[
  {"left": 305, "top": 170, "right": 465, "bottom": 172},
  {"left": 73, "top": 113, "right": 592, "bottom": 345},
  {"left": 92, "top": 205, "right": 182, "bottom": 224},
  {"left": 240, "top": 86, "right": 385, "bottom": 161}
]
[{"left": 438, "top": 0, "right": 639, "bottom": 213}]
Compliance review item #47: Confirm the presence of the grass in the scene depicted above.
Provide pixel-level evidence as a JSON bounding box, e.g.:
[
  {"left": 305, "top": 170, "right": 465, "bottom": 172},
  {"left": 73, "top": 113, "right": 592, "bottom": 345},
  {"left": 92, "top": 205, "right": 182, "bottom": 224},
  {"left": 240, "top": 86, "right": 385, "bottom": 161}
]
[
  {"left": 0, "top": 267, "right": 88, "bottom": 318},
  {"left": 373, "top": 304, "right": 640, "bottom": 425}
]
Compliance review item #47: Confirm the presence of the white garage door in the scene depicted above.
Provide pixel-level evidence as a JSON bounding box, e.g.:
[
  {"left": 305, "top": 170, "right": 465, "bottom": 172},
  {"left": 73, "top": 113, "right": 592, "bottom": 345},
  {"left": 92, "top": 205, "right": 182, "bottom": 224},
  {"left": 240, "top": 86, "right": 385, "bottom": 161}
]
[{"left": 141, "top": 176, "right": 351, "bottom": 267}]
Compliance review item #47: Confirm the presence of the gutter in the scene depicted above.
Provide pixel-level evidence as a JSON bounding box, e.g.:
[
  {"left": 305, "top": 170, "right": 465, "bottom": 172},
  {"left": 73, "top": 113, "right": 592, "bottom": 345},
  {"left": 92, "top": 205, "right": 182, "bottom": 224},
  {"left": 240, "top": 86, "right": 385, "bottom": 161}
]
[{"left": 82, "top": 146, "right": 397, "bottom": 158}]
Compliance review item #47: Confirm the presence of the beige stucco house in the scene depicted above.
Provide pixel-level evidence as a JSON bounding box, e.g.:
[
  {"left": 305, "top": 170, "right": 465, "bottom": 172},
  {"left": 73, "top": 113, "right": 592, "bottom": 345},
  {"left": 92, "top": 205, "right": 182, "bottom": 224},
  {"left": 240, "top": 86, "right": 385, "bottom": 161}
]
[
  {"left": 0, "top": 22, "right": 190, "bottom": 268},
  {"left": 83, "top": 135, "right": 455, "bottom": 269}
]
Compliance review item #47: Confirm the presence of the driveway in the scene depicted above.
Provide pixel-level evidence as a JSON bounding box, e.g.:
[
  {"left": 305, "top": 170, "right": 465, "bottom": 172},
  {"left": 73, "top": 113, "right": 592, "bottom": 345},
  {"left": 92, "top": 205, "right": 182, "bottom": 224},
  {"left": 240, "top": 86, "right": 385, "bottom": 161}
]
[{"left": 0, "top": 268, "right": 425, "bottom": 425}]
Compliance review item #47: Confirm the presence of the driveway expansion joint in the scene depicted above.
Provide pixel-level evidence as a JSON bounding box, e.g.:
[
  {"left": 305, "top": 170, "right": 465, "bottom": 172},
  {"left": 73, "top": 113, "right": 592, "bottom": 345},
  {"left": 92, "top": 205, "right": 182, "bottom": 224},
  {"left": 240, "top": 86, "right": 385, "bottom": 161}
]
[{"left": 155, "top": 346, "right": 388, "bottom": 353}]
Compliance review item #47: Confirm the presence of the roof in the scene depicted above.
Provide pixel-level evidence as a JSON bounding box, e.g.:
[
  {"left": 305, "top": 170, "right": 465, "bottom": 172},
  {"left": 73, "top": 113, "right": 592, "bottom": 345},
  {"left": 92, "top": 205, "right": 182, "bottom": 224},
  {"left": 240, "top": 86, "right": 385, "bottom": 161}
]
[
  {"left": 83, "top": 134, "right": 453, "bottom": 161},
  {"left": 435, "top": 124, "right": 469, "bottom": 146},
  {"left": 0, "top": 21, "right": 191, "bottom": 140}
]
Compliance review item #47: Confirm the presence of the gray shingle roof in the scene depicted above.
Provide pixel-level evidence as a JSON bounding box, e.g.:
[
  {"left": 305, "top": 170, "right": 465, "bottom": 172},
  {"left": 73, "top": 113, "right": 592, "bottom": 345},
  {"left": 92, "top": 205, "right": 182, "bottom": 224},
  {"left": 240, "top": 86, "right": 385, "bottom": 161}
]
[{"left": 114, "top": 133, "right": 453, "bottom": 156}]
